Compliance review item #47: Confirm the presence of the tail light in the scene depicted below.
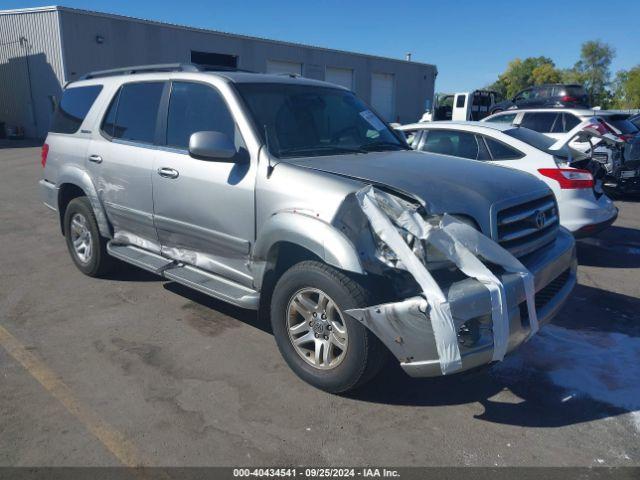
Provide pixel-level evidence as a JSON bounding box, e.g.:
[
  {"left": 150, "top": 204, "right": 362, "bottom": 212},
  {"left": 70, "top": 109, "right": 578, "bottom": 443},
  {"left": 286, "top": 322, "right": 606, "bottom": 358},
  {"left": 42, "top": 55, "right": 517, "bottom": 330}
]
[
  {"left": 561, "top": 95, "right": 578, "bottom": 103},
  {"left": 41, "top": 143, "right": 49, "bottom": 168},
  {"left": 538, "top": 168, "right": 594, "bottom": 189}
]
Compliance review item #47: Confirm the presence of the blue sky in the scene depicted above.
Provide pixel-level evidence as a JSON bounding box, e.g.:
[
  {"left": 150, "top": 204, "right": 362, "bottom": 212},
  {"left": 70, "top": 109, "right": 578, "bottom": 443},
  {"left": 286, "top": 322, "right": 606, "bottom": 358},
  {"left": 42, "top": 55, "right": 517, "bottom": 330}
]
[{"left": 5, "top": 0, "right": 639, "bottom": 92}]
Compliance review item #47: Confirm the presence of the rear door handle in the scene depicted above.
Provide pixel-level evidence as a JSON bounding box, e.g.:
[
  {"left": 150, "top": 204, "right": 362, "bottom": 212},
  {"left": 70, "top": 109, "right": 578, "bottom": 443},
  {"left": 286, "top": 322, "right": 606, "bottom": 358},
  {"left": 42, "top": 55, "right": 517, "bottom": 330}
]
[
  {"left": 88, "top": 154, "right": 103, "bottom": 164},
  {"left": 157, "top": 167, "right": 179, "bottom": 179}
]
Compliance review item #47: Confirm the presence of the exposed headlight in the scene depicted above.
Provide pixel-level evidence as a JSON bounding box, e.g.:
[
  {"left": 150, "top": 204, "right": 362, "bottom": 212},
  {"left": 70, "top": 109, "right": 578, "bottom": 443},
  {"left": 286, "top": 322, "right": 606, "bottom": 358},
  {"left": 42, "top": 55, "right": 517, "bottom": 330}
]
[{"left": 369, "top": 190, "right": 453, "bottom": 270}]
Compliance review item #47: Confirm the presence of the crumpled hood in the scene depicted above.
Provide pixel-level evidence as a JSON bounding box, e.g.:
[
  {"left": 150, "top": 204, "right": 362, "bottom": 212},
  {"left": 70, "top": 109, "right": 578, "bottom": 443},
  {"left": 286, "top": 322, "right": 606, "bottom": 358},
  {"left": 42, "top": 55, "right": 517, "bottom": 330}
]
[{"left": 284, "top": 150, "right": 550, "bottom": 236}]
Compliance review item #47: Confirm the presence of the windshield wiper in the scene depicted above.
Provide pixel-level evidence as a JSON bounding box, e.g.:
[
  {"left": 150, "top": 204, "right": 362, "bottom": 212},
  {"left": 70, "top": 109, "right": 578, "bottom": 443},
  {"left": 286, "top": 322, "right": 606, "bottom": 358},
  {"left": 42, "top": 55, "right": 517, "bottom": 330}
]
[
  {"left": 360, "top": 141, "right": 408, "bottom": 152},
  {"left": 279, "top": 145, "right": 368, "bottom": 157}
]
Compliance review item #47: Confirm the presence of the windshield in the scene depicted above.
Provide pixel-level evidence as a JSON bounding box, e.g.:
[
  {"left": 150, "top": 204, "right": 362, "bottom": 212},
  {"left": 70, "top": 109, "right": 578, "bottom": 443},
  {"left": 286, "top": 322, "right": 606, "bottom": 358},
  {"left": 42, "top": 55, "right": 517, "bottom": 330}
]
[
  {"left": 235, "top": 83, "right": 407, "bottom": 158},
  {"left": 504, "top": 126, "right": 587, "bottom": 160}
]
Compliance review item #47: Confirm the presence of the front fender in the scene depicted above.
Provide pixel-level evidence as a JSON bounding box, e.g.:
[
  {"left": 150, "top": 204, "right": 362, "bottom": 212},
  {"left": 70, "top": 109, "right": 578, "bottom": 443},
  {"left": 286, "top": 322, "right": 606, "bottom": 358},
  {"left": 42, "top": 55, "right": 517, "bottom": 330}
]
[
  {"left": 252, "top": 211, "right": 364, "bottom": 288},
  {"left": 57, "top": 164, "right": 111, "bottom": 238}
]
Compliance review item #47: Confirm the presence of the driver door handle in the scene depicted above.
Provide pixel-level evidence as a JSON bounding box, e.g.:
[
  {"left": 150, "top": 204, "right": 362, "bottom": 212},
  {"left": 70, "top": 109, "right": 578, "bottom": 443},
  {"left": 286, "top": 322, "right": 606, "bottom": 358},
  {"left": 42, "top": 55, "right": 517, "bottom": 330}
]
[
  {"left": 157, "top": 167, "right": 179, "bottom": 179},
  {"left": 88, "top": 154, "right": 103, "bottom": 164}
]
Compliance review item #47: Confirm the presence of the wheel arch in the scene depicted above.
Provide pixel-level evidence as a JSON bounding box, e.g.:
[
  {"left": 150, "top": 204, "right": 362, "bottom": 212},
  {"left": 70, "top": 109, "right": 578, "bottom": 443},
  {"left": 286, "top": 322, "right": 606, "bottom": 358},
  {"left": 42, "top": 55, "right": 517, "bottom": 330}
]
[
  {"left": 56, "top": 165, "right": 111, "bottom": 238},
  {"left": 252, "top": 211, "right": 364, "bottom": 291}
]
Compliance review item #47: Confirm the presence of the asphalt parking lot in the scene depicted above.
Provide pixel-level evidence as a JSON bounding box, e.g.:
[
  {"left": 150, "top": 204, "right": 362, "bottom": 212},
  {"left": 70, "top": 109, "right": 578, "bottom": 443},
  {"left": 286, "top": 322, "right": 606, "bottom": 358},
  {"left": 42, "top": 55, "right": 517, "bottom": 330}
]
[{"left": 1, "top": 142, "right": 639, "bottom": 467}]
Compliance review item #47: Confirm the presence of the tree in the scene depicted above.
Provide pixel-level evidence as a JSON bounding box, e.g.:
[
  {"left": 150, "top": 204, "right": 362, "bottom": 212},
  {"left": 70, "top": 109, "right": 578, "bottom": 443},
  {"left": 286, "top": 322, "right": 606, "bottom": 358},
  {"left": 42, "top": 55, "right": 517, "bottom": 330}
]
[
  {"left": 573, "top": 40, "right": 615, "bottom": 107},
  {"left": 531, "top": 63, "right": 562, "bottom": 85},
  {"left": 611, "top": 66, "right": 640, "bottom": 109},
  {"left": 489, "top": 57, "right": 558, "bottom": 99}
]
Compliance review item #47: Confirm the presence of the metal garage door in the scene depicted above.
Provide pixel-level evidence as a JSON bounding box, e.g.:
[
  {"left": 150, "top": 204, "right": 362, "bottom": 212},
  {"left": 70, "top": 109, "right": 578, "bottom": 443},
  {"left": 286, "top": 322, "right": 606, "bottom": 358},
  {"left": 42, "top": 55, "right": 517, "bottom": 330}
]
[
  {"left": 266, "top": 60, "right": 302, "bottom": 75},
  {"left": 371, "top": 73, "right": 395, "bottom": 121},
  {"left": 325, "top": 67, "right": 353, "bottom": 90}
]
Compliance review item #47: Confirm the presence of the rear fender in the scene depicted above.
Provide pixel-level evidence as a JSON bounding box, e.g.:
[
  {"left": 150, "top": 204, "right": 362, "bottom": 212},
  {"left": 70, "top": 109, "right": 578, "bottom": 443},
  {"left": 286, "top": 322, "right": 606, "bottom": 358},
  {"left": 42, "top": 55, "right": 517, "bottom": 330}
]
[{"left": 57, "top": 164, "right": 111, "bottom": 238}]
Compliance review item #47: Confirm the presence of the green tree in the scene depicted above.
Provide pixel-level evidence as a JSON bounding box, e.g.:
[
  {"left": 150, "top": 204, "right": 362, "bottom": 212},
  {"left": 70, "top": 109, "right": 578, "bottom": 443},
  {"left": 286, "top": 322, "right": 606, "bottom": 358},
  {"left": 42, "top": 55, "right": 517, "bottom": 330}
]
[
  {"left": 560, "top": 68, "right": 584, "bottom": 85},
  {"left": 531, "top": 63, "right": 562, "bottom": 85},
  {"left": 490, "top": 56, "right": 558, "bottom": 99},
  {"left": 573, "top": 40, "right": 615, "bottom": 107},
  {"left": 611, "top": 66, "right": 640, "bottom": 109}
]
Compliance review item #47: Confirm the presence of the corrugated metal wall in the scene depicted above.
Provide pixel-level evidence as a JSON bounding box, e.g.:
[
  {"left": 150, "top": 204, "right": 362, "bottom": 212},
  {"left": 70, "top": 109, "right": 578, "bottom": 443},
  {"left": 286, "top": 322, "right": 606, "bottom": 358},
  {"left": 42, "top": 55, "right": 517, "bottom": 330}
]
[
  {"left": 59, "top": 9, "right": 435, "bottom": 124},
  {"left": 0, "top": 7, "right": 436, "bottom": 137},
  {"left": 0, "top": 9, "right": 65, "bottom": 138}
]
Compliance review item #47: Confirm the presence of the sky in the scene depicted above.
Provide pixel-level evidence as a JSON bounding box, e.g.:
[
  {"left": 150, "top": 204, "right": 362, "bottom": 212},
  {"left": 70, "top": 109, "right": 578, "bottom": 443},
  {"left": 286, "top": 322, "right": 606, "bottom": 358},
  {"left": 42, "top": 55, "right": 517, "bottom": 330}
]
[{"left": 4, "top": 0, "right": 639, "bottom": 93}]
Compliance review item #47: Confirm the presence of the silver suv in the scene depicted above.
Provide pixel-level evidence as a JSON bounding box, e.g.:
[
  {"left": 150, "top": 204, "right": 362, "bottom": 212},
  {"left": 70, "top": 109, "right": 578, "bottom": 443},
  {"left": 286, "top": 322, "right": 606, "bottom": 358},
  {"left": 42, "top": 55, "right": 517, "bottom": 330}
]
[{"left": 39, "top": 64, "right": 577, "bottom": 392}]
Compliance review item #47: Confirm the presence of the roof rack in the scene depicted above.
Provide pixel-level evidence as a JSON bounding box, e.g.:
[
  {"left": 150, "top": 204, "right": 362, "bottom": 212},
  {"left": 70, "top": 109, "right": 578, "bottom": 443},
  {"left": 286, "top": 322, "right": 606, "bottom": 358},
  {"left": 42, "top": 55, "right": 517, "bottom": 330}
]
[{"left": 80, "top": 63, "right": 201, "bottom": 80}]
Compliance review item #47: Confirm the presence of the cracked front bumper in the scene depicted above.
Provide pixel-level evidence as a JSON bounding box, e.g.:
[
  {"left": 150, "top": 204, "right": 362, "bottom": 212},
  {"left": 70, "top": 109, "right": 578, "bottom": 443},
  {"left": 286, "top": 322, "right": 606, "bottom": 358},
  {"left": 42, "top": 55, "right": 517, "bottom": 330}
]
[{"left": 386, "top": 228, "right": 576, "bottom": 377}]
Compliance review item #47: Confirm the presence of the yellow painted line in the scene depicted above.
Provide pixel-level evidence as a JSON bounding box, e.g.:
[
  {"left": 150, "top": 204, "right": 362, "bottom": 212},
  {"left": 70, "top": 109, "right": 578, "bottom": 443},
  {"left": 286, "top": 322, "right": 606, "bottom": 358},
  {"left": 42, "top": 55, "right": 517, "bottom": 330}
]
[{"left": 0, "top": 324, "right": 143, "bottom": 467}]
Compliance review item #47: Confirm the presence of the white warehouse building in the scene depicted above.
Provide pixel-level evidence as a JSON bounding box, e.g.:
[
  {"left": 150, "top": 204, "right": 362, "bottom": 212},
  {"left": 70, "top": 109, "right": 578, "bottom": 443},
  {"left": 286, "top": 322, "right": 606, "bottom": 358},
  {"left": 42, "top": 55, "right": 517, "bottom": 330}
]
[{"left": 0, "top": 6, "right": 437, "bottom": 138}]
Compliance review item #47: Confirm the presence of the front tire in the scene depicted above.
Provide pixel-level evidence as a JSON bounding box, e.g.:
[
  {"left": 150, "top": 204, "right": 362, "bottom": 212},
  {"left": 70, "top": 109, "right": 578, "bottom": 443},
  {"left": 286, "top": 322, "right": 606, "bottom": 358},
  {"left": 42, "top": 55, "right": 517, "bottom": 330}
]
[
  {"left": 270, "top": 261, "right": 387, "bottom": 393},
  {"left": 64, "top": 197, "right": 114, "bottom": 277}
]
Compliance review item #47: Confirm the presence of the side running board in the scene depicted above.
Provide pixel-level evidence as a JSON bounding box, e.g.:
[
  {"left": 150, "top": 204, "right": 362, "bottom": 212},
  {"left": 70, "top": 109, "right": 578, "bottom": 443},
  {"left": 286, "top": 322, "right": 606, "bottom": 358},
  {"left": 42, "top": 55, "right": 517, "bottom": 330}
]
[
  {"left": 106, "top": 242, "right": 260, "bottom": 310},
  {"left": 163, "top": 265, "right": 259, "bottom": 310},
  {"left": 107, "top": 243, "right": 174, "bottom": 274}
]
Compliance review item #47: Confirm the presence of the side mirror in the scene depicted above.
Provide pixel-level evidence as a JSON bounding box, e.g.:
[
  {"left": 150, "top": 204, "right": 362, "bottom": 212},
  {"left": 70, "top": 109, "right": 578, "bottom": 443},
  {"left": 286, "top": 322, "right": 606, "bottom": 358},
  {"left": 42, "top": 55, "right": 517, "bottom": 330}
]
[{"left": 188, "top": 131, "right": 237, "bottom": 161}]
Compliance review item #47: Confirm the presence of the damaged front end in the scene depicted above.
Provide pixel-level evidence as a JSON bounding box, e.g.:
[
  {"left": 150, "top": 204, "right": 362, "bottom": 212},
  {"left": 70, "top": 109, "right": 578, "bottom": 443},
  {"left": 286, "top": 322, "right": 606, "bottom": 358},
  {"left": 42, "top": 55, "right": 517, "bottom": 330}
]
[
  {"left": 338, "top": 186, "right": 577, "bottom": 377},
  {"left": 554, "top": 117, "right": 640, "bottom": 194}
]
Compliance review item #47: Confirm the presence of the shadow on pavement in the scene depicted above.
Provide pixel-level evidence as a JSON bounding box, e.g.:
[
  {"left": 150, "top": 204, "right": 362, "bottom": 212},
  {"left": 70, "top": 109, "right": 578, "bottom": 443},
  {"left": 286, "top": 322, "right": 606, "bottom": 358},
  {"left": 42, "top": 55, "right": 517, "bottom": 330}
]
[
  {"left": 0, "top": 139, "right": 42, "bottom": 149},
  {"left": 103, "top": 262, "right": 163, "bottom": 282},
  {"left": 577, "top": 225, "right": 640, "bottom": 268},
  {"left": 162, "top": 281, "right": 270, "bottom": 334}
]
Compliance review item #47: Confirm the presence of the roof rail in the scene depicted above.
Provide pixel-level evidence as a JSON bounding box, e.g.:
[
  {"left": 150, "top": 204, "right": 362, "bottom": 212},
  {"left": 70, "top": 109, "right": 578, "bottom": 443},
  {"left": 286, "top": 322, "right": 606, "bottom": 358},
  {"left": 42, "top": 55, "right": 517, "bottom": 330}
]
[{"left": 79, "top": 63, "right": 202, "bottom": 80}]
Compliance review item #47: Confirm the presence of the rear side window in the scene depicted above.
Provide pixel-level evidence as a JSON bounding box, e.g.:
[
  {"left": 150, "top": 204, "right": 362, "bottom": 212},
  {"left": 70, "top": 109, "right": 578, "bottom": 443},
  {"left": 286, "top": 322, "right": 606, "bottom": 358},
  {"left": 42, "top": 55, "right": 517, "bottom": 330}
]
[
  {"left": 50, "top": 85, "right": 102, "bottom": 134},
  {"left": 565, "top": 85, "right": 586, "bottom": 97},
  {"left": 421, "top": 129, "right": 480, "bottom": 160},
  {"left": 455, "top": 95, "right": 466, "bottom": 108},
  {"left": 484, "top": 137, "right": 523, "bottom": 160},
  {"left": 520, "top": 112, "right": 560, "bottom": 133},
  {"left": 166, "top": 81, "right": 237, "bottom": 149},
  {"left": 101, "top": 82, "right": 164, "bottom": 143}
]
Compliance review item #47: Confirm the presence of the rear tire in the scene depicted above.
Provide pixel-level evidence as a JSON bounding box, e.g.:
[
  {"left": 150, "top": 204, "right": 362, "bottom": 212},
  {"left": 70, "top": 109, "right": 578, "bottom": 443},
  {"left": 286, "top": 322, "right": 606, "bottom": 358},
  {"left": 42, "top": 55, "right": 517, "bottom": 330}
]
[
  {"left": 63, "top": 197, "right": 114, "bottom": 277},
  {"left": 270, "top": 261, "right": 387, "bottom": 393}
]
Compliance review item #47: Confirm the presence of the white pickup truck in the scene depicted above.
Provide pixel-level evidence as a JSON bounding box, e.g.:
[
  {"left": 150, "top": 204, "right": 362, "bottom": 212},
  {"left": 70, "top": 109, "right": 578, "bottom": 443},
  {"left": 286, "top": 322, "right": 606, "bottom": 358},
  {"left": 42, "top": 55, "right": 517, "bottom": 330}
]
[{"left": 421, "top": 90, "right": 498, "bottom": 122}]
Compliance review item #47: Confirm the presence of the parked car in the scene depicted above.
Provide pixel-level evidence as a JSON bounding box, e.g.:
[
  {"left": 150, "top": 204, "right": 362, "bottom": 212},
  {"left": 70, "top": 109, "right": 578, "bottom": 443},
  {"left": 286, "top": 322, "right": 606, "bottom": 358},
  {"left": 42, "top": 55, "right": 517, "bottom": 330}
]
[
  {"left": 483, "top": 109, "right": 640, "bottom": 195},
  {"left": 490, "top": 84, "right": 589, "bottom": 114},
  {"left": 40, "top": 64, "right": 576, "bottom": 392},
  {"left": 396, "top": 121, "right": 618, "bottom": 237},
  {"left": 630, "top": 113, "right": 640, "bottom": 130},
  {"left": 421, "top": 90, "right": 498, "bottom": 122}
]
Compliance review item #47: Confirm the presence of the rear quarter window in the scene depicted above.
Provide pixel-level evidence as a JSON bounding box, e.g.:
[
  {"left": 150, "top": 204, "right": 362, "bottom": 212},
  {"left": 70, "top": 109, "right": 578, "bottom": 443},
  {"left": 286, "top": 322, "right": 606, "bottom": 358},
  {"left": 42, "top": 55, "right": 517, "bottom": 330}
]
[
  {"left": 563, "top": 113, "right": 581, "bottom": 131},
  {"left": 50, "top": 85, "right": 103, "bottom": 134},
  {"left": 484, "top": 137, "right": 524, "bottom": 160}
]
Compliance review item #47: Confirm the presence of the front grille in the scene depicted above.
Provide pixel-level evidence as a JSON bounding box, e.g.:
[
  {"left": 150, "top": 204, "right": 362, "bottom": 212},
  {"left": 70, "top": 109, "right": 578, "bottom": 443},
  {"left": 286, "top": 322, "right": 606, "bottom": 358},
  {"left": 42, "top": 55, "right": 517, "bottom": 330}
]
[
  {"left": 496, "top": 194, "right": 559, "bottom": 257},
  {"left": 519, "top": 268, "right": 571, "bottom": 326}
]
